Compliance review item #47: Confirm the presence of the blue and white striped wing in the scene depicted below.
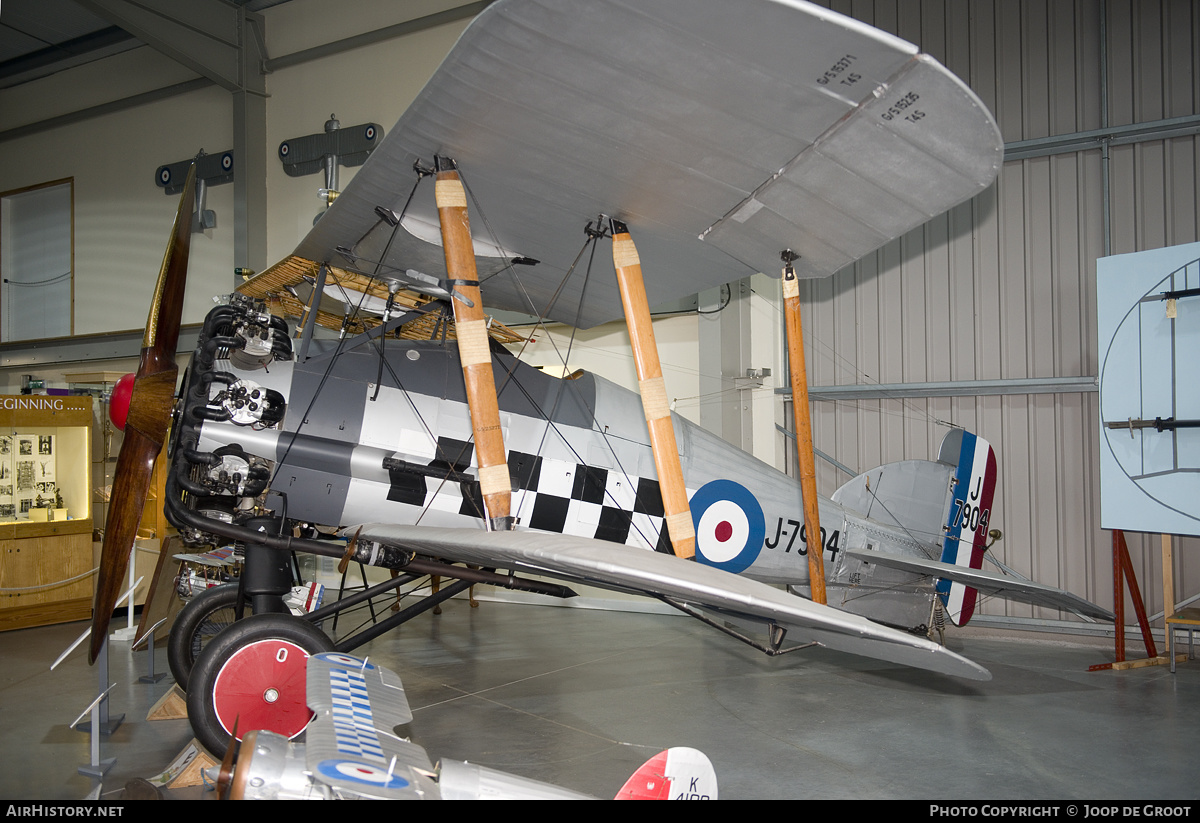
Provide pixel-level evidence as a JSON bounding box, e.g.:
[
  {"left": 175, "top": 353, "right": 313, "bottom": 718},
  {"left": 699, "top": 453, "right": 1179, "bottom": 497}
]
[{"left": 304, "top": 652, "right": 438, "bottom": 800}]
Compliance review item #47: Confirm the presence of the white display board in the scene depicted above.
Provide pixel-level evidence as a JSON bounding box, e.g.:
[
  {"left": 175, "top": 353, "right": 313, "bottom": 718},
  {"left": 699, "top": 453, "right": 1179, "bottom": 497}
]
[{"left": 1098, "top": 242, "right": 1200, "bottom": 536}]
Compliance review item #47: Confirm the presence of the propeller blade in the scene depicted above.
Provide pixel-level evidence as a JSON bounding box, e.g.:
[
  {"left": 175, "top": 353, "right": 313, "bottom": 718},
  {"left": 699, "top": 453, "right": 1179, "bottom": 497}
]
[
  {"left": 217, "top": 717, "right": 239, "bottom": 799},
  {"left": 88, "top": 162, "right": 196, "bottom": 664}
]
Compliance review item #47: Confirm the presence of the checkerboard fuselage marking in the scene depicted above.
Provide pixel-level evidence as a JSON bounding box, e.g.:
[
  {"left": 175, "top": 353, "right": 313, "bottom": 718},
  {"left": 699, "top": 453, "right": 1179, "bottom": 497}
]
[{"left": 386, "top": 437, "right": 672, "bottom": 553}]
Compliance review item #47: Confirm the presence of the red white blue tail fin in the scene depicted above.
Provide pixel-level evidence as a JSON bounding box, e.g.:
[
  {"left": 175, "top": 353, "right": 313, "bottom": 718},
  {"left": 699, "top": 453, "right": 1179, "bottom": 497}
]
[
  {"left": 614, "top": 748, "right": 717, "bottom": 800},
  {"left": 937, "top": 430, "right": 998, "bottom": 626}
]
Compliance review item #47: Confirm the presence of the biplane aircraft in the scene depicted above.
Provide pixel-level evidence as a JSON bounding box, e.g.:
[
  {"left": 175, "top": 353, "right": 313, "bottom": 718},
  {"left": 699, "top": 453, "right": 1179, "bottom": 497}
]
[
  {"left": 91, "top": 0, "right": 1112, "bottom": 757},
  {"left": 219, "top": 651, "right": 717, "bottom": 799}
]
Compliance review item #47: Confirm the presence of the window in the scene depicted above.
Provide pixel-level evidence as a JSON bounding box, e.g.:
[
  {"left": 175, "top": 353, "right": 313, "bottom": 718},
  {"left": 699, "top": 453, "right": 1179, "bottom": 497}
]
[{"left": 0, "top": 179, "right": 73, "bottom": 342}]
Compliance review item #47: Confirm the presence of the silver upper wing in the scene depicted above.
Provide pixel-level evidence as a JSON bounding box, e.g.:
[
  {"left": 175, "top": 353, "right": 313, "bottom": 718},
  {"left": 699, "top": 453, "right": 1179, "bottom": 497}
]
[
  {"left": 293, "top": 0, "right": 1002, "bottom": 328},
  {"left": 347, "top": 525, "right": 991, "bottom": 681},
  {"left": 845, "top": 549, "right": 1117, "bottom": 621}
]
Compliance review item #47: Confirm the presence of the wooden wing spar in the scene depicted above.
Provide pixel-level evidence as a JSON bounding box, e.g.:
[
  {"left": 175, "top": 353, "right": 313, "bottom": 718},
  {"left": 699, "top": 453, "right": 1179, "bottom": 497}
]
[{"left": 238, "top": 256, "right": 524, "bottom": 345}]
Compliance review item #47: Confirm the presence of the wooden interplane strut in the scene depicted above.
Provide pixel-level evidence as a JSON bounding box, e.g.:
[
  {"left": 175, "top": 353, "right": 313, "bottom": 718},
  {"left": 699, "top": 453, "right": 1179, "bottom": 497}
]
[
  {"left": 435, "top": 164, "right": 512, "bottom": 529},
  {"left": 610, "top": 220, "right": 694, "bottom": 559},
  {"left": 781, "top": 258, "right": 826, "bottom": 604}
]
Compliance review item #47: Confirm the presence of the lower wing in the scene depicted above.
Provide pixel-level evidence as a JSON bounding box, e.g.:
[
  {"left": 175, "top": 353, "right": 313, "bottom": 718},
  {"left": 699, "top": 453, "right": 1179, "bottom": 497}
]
[{"left": 348, "top": 524, "right": 991, "bottom": 681}]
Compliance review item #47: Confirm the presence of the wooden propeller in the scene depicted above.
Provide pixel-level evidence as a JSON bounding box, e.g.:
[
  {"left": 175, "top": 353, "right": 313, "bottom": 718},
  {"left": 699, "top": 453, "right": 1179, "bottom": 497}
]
[
  {"left": 88, "top": 163, "right": 195, "bottom": 664},
  {"left": 216, "top": 717, "right": 239, "bottom": 799}
]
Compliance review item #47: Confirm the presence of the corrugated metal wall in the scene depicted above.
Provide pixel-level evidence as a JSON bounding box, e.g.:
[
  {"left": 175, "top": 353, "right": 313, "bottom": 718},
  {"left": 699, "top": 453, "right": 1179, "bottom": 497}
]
[{"left": 799, "top": 0, "right": 1200, "bottom": 620}]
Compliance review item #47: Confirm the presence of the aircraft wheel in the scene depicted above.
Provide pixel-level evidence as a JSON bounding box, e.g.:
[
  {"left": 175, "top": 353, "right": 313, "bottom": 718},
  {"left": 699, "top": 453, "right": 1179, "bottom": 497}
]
[
  {"left": 186, "top": 613, "right": 334, "bottom": 756},
  {"left": 167, "top": 583, "right": 254, "bottom": 690}
]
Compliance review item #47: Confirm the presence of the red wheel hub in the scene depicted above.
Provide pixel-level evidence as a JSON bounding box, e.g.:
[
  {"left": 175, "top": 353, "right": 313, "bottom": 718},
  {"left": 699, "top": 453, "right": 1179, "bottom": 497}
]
[{"left": 212, "top": 639, "right": 314, "bottom": 740}]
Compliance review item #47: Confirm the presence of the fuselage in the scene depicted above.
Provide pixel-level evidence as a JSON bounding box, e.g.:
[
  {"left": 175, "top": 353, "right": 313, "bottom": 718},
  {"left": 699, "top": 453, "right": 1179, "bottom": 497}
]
[{"left": 194, "top": 334, "right": 939, "bottom": 620}]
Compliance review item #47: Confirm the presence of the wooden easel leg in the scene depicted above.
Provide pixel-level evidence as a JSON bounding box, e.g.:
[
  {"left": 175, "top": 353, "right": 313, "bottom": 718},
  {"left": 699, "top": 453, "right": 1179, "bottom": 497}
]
[
  {"left": 1117, "top": 530, "right": 1158, "bottom": 657},
  {"left": 1113, "top": 530, "right": 1125, "bottom": 663},
  {"left": 1162, "top": 533, "right": 1175, "bottom": 672},
  {"left": 1096, "top": 530, "right": 1164, "bottom": 671}
]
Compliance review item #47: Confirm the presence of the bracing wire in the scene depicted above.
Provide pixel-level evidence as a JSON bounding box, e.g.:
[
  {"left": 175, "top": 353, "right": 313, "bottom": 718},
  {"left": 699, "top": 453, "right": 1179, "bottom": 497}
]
[{"left": 455, "top": 172, "right": 663, "bottom": 548}]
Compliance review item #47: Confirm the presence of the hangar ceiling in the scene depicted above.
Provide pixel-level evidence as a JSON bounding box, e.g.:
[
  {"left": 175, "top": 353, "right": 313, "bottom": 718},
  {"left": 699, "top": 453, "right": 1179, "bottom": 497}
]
[{"left": 0, "top": 0, "right": 290, "bottom": 89}]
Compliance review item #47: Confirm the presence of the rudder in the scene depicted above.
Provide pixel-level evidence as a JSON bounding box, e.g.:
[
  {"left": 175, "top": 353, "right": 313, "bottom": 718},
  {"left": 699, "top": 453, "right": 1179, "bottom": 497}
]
[{"left": 936, "top": 429, "right": 998, "bottom": 626}]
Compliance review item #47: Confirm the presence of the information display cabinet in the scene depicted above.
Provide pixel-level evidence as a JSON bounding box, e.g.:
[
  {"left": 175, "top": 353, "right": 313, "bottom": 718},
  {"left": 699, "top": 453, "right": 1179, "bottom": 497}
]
[{"left": 0, "top": 395, "right": 93, "bottom": 630}]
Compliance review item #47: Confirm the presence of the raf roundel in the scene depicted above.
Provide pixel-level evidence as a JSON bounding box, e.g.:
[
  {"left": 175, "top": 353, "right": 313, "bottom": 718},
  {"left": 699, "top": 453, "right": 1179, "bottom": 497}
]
[
  {"left": 316, "top": 759, "right": 410, "bottom": 790},
  {"left": 690, "top": 479, "right": 765, "bottom": 574},
  {"left": 318, "top": 651, "right": 375, "bottom": 670}
]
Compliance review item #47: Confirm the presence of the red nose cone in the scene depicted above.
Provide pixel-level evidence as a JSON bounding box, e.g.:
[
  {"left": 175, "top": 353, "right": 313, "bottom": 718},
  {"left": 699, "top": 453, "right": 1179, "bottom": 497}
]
[{"left": 109, "top": 372, "right": 136, "bottom": 430}]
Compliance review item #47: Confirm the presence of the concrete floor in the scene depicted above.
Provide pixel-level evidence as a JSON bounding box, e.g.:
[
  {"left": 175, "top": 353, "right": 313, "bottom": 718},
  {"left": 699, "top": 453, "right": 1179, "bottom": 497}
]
[{"left": 0, "top": 597, "right": 1196, "bottom": 800}]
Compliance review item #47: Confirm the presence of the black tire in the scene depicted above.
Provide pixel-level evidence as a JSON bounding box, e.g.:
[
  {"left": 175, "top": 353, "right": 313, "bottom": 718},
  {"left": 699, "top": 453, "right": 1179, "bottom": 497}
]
[
  {"left": 167, "top": 583, "right": 253, "bottom": 690},
  {"left": 186, "top": 613, "right": 334, "bottom": 756}
]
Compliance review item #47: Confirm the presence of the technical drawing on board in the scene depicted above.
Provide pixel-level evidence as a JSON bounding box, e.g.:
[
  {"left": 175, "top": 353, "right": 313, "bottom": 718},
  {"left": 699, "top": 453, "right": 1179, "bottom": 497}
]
[{"left": 1098, "top": 241, "right": 1200, "bottom": 536}]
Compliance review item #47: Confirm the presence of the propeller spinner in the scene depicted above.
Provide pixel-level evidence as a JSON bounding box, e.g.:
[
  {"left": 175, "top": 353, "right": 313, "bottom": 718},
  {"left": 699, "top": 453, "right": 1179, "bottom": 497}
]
[{"left": 89, "top": 163, "right": 195, "bottom": 664}]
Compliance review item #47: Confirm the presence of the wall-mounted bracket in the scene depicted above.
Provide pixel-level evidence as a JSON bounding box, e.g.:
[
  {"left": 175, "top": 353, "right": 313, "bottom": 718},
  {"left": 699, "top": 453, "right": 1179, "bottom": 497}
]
[
  {"left": 279, "top": 115, "right": 384, "bottom": 223},
  {"left": 155, "top": 150, "right": 234, "bottom": 232}
]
